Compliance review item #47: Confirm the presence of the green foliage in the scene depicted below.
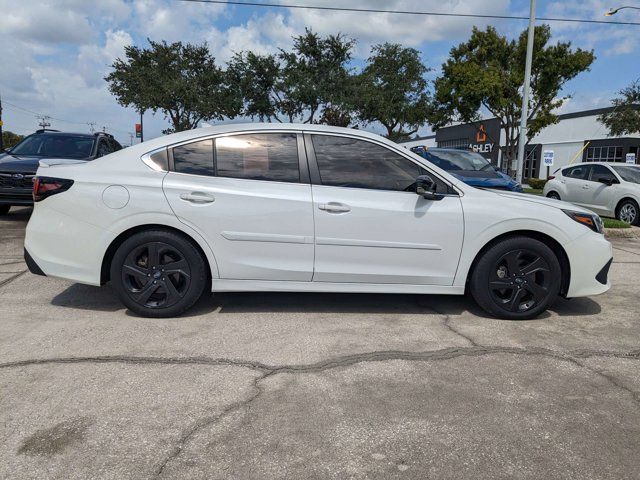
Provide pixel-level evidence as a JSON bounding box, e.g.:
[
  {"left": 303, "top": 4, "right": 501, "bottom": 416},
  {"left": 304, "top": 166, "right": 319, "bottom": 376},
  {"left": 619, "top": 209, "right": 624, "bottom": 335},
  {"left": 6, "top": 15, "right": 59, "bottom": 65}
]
[
  {"left": 105, "top": 40, "right": 240, "bottom": 133},
  {"left": 353, "top": 43, "right": 432, "bottom": 142},
  {"left": 526, "top": 178, "right": 547, "bottom": 189},
  {"left": 2, "top": 131, "right": 24, "bottom": 149},
  {"left": 228, "top": 29, "right": 355, "bottom": 124},
  {"left": 430, "top": 25, "right": 594, "bottom": 167},
  {"left": 603, "top": 218, "right": 631, "bottom": 229},
  {"left": 598, "top": 81, "right": 640, "bottom": 136}
]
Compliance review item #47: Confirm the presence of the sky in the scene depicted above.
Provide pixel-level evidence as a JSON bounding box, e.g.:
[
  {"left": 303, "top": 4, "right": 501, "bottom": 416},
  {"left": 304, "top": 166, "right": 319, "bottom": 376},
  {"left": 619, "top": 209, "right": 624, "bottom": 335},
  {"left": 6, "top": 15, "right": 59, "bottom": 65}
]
[{"left": 1, "top": 0, "right": 639, "bottom": 145}]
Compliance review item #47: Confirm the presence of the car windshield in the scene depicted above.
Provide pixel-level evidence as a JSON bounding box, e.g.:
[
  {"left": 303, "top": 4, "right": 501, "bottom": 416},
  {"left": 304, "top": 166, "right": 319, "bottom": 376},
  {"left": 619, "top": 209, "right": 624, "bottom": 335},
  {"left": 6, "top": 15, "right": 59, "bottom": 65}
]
[
  {"left": 611, "top": 165, "right": 640, "bottom": 184},
  {"left": 10, "top": 134, "right": 95, "bottom": 158},
  {"left": 423, "top": 149, "right": 494, "bottom": 172}
]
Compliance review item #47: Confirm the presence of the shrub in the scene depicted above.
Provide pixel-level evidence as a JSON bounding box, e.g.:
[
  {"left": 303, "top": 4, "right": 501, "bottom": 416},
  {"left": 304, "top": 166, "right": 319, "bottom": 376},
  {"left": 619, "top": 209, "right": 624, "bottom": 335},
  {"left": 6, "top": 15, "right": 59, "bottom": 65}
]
[{"left": 527, "top": 178, "right": 547, "bottom": 190}]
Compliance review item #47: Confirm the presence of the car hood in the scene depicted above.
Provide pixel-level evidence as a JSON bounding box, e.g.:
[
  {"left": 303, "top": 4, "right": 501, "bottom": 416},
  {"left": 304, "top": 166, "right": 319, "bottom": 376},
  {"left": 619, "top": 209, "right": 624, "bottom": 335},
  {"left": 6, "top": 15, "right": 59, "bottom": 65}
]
[
  {"left": 0, "top": 153, "right": 89, "bottom": 172},
  {"left": 495, "top": 190, "right": 596, "bottom": 214},
  {"left": 0, "top": 154, "right": 42, "bottom": 172}
]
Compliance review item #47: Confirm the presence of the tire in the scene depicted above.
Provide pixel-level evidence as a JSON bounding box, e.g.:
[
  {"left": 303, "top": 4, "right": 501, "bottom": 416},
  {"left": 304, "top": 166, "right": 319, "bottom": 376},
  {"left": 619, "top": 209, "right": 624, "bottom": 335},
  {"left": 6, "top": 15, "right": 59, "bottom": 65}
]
[
  {"left": 110, "top": 229, "right": 207, "bottom": 318},
  {"left": 616, "top": 199, "right": 640, "bottom": 226},
  {"left": 546, "top": 192, "right": 560, "bottom": 200},
  {"left": 0, "top": 205, "right": 10, "bottom": 215},
  {"left": 470, "top": 236, "right": 562, "bottom": 320}
]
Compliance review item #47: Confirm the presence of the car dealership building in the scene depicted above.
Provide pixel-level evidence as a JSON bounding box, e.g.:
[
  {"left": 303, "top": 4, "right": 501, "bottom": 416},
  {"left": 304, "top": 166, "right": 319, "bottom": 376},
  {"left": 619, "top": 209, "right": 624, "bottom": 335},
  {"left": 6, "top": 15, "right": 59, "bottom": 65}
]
[{"left": 401, "top": 106, "right": 640, "bottom": 180}]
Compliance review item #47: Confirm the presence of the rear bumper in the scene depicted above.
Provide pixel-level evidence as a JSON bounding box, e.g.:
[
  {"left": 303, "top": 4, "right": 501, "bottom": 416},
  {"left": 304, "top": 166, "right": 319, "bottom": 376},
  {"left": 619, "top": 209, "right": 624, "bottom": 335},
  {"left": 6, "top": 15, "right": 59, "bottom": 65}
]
[
  {"left": 565, "top": 232, "right": 613, "bottom": 298},
  {"left": 24, "top": 248, "right": 46, "bottom": 276},
  {"left": 24, "top": 203, "right": 106, "bottom": 285}
]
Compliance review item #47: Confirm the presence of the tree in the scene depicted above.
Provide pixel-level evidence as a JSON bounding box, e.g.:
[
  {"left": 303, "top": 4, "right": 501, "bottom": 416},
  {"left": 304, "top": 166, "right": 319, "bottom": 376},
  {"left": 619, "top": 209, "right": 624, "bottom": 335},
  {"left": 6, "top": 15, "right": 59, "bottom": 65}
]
[
  {"left": 430, "top": 25, "right": 595, "bottom": 167},
  {"left": 353, "top": 43, "right": 432, "bottom": 142},
  {"left": 106, "top": 40, "right": 240, "bottom": 133},
  {"left": 228, "top": 29, "right": 355, "bottom": 124},
  {"left": 2, "top": 131, "right": 24, "bottom": 149},
  {"left": 599, "top": 81, "right": 640, "bottom": 136}
]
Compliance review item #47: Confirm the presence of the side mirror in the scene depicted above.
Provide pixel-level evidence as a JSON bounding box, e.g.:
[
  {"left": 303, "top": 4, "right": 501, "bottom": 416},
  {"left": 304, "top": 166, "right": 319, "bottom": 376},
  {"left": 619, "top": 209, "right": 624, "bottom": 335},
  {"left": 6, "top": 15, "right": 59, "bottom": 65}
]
[
  {"left": 416, "top": 175, "right": 442, "bottom": 201},
  {"left": 598, "top": 178, "right": 618, "bottom": 186}
]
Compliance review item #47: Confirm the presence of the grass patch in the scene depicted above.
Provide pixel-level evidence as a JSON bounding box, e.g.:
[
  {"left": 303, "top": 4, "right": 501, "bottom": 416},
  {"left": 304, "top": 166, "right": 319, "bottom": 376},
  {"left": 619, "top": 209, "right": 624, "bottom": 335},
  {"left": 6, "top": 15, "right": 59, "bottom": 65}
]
[
  {"left": 523, "top": 188, "right": 543, "bottom": 196},
  {"left": 603, "top": 218, "right": 631, "bottom": 229}
]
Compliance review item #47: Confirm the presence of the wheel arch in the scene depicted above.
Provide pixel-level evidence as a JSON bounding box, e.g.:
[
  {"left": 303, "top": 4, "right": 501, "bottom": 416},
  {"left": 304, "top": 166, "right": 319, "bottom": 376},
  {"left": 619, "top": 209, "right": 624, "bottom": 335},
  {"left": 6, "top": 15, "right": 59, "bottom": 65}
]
[
  {"left": 615, "top": 196, "right": 639, "bottom": 216},
  {"left": 100, "top": 224, "right": 216, "bottom": 285},
  {"left": 465, "top": 230, "right": 571, "bottom": 296}
]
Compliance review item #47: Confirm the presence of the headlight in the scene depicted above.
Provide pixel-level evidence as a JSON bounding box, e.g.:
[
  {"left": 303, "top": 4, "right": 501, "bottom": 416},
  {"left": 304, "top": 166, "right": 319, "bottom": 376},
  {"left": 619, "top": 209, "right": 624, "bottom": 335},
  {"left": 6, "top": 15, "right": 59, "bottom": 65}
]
[{"left": 563, "top": 210, "right": 604, "bottom": 234}]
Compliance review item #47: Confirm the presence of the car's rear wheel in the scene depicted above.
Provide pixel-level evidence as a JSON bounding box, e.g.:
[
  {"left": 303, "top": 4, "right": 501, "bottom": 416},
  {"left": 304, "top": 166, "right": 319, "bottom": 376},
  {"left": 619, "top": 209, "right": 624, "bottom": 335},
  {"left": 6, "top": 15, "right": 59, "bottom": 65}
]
[
  {"left": 0, "top": 205, "right": 10, "bottom": 215},
  {"left": 546, "top": 192, "right": 560, "bottom": 200},
  {"left": 616, "top": 199, "right": 639, "bottom": 226},
  {"left": 110, "top": 229, "right": 207, "bottom": 317},
  {"left": 470, "top": 236, "right": 561, "bottom": 320}
]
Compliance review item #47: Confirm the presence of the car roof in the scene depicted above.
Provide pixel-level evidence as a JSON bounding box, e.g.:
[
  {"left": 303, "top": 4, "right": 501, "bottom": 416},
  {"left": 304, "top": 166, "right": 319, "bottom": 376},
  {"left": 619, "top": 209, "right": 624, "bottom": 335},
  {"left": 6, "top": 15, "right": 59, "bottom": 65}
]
[{"left": 562, "top": 162, "right": 640, "bottom": 169}]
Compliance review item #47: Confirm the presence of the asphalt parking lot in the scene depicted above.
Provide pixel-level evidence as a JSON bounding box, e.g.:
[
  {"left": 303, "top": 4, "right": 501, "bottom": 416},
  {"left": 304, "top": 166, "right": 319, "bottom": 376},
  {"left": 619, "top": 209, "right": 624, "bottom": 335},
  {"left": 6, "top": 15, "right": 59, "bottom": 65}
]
[{"left": 1, "top": 206, "right": 639, "bottom": 479}]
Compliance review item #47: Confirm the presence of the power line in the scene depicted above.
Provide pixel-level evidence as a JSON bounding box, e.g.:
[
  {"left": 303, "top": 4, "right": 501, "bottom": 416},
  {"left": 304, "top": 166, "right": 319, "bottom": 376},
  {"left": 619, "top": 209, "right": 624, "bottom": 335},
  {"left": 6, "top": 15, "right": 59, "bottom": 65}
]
[
  {"left": 176, "top": 0, "right": 640, "bottom": 26},
  {"left": 3, "top": 100, "right": 130, "bottom": 135}
]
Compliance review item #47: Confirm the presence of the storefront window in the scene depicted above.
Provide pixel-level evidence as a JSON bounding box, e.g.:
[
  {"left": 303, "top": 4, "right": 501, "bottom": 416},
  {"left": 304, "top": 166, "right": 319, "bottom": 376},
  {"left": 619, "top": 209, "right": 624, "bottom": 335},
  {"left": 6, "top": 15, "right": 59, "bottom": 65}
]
[{"left": 586, "top": 145, "right": 623, "bottom": 162}]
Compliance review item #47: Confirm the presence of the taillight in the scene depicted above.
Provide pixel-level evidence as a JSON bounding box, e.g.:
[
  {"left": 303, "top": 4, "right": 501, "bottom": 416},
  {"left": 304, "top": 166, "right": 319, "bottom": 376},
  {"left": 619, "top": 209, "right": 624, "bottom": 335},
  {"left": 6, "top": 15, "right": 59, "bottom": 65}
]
[
  {"left": 33, "top": 176, "right": 74, "bottom": 202},
  {"left": 547, "top": 175, "right": 555, "bottom": 180}
]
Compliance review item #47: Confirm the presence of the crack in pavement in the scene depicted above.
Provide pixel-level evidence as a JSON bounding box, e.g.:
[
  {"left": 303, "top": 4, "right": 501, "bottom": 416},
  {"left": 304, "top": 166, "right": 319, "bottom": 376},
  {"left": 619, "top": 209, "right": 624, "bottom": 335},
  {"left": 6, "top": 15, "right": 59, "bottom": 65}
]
[
  {"left": 0, "top": 270, "right": 27, "bottom": 289},
  {"left": 2, "top": 346, "right": 639, "bottom": 477}
]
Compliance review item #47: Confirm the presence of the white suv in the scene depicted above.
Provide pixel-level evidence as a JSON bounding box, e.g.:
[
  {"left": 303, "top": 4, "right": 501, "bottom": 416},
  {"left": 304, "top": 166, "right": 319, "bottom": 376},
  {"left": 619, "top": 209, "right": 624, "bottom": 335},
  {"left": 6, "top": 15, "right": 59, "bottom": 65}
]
[
  {"left": 25, "top": 124, "right": 612, "bottom": 319},
  {"left": 543, "top": 162, "right": 640, "bottom": 225}
]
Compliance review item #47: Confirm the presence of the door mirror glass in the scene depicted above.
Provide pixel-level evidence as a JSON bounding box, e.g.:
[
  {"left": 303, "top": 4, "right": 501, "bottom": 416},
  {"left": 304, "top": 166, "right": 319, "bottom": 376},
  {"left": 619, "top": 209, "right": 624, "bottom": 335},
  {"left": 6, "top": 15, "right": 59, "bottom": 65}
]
[
  {"left": 416, "top": 175, "right": 441, "bottom": 200},
  {"left": 598, "top": 177, "right": 618, "bottom": 186}
]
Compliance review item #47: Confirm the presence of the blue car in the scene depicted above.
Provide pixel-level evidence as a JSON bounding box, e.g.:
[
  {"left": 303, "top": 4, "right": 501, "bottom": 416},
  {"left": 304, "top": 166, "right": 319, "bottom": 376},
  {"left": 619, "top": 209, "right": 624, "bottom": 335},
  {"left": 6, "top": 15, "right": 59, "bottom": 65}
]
[{"left": 411, "top": 146, "right": 523, "bottom": 192}]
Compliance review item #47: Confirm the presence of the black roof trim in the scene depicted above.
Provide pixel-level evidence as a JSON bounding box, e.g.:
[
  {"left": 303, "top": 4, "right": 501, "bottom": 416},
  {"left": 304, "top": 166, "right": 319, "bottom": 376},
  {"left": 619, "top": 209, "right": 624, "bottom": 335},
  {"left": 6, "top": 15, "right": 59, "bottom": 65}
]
[
  {"left": 556, "top": 104, "right": 640, "bottom": 121},
  {"left": 409, "top": 134, "right": 436, "bottom": 141}
]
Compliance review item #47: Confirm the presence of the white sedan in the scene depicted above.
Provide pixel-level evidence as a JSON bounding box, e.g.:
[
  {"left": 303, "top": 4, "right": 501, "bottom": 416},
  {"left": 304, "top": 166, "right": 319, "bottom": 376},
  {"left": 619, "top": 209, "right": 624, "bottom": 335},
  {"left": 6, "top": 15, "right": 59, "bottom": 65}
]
[
  {"left": 543, "top": 162, "right": 640, "bottom": 225},
  {"left": 24, "top": 124, "right": 612, "bottom": 319}
]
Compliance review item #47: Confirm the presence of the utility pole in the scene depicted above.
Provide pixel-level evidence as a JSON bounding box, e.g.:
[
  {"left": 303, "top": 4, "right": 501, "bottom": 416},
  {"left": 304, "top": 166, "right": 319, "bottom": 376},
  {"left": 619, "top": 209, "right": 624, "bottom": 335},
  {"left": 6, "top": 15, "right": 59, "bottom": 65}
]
[
  {"left": 37, "top": 115, "right": 51, "bottom": 130},
  {"left": 87, "top": 122, "right": 96, "bottom": 134},
  {"left": 129, "top": 133, "right": 134, "bottom": 146},
  {"left": 140, "top": 110, "right": 144, "bottom": 142},
  {"left": 0, "top": 92, "right": 4, "bottom": 151},
  {"left": 515, "top": 0, "right": 536, "bottom": 184}
]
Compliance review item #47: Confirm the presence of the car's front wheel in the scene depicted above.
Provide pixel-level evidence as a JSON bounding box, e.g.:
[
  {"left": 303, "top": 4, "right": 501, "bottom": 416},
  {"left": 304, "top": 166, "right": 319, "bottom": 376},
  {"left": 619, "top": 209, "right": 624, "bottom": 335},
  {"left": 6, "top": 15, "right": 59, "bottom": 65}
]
[
  {"left": 616, "top": 199, "right": 639, "bottom": 226},
  {"left": 470, "top": 236, "right": 561, "bottom": 320},
  {"left": 110, "top": 229, "right": 208, "bottom": 317}
]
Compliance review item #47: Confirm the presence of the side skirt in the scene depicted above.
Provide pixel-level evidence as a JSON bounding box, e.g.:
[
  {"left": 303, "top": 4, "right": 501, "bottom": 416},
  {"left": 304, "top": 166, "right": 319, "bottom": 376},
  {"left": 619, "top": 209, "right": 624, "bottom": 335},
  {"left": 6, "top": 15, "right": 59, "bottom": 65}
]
[{"left": 212, "top": 279, "right": 464, "bottom": 295}]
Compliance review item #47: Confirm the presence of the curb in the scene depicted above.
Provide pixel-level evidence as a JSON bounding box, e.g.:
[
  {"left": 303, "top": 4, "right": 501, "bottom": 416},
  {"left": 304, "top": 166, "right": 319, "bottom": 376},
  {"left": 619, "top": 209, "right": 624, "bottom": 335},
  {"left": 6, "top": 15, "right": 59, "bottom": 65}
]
[{"left": 604, "top": 227, "right": 640, "bottom": 239}]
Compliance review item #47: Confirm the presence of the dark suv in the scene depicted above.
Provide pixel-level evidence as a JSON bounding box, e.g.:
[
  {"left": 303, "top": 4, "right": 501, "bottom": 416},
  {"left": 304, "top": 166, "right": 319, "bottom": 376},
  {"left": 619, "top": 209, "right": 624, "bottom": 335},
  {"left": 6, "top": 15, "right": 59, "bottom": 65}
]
[{"left": 0, "top": 130, "right": 122, "bottom": 214}]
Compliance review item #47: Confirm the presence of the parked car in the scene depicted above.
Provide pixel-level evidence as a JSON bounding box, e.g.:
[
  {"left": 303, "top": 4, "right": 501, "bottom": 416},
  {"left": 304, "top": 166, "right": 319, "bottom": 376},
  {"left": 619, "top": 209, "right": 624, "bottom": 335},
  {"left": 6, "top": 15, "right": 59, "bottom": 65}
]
[
  {"left": 543, "top": 162, "right": 640, "bottom": 225},
  {"left": 410, "top": 146, "right": 523, "bottom": 192},
  {"left": 25, "top": 124, "right": 611, "bottom": 319},
  {"left": 0, "top": 129, "right": 122, "bottom": 214}
]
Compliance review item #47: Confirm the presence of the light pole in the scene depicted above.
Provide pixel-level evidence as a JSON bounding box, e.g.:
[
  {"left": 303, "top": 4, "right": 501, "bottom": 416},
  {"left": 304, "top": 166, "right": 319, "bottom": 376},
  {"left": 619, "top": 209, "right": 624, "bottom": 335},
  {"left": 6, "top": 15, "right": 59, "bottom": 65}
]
[
  {"left": 605, "top": 6, "right": 640, "bottom": 16},
  {"left": 515, "top": 0, "right": 536, "bottom": 184}
]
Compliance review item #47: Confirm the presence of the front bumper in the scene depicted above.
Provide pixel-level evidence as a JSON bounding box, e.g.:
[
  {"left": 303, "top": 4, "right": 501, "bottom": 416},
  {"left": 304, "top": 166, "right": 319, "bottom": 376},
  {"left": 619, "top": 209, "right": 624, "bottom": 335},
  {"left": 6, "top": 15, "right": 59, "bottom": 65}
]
[{"left": 565, "top": 231, "right": 613, "bottom": 298}]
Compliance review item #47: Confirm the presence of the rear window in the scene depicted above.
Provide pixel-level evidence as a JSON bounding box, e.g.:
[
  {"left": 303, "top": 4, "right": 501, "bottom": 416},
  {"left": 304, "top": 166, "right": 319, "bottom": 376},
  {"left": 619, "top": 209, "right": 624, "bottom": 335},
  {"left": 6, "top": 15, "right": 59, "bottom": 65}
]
[
  {"left": 563, "top": 165, "right": 589, "bottom": 179},
  {"left": 173, "top": 139, "right": 214, "bottom": 176}
]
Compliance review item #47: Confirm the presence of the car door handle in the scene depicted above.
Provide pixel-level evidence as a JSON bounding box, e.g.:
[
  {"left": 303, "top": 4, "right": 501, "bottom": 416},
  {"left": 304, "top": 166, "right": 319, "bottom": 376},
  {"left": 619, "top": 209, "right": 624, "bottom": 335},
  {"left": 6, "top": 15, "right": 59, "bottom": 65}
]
[
  {"left": 179, "top": 192, "right": 215, "bottom": 204},
  {"left": 582, "top": 185, "right": 590, "bottom": 189},
  {"left": 318, "top": 202, "right": 351, "bottom": 213}
]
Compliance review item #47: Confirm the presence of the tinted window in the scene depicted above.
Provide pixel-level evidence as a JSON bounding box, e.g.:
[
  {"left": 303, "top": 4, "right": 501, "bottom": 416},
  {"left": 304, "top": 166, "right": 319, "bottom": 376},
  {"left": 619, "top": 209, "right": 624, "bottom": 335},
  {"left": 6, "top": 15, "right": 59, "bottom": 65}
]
[
  {"left": 215, "top": 133, "right": 299, "bottom": 183},
  {"left": 11, "top": 134, "right": 95, "bottom": 158},
  {"left": 589, "top": 164, "right": 616, "bottom": 183},
  {"left": 97, "top": 140, "right": 113, "bottom": 157},
  {"left": 564, "top": 165, "right": 588, "bottom": 179},
  {"left": 312, "top": 135, "right": 423, "bottom": 191},
  {"left": 173, "top": 139, "right": 213, "bottom": 176}
]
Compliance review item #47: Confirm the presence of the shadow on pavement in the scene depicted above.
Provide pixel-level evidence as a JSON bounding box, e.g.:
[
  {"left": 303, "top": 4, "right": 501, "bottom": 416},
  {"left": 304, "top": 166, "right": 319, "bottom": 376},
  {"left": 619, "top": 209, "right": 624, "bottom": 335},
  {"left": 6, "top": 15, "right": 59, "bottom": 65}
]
[{"left": 51, "top": 283, "right": 603, "bottom": 320}]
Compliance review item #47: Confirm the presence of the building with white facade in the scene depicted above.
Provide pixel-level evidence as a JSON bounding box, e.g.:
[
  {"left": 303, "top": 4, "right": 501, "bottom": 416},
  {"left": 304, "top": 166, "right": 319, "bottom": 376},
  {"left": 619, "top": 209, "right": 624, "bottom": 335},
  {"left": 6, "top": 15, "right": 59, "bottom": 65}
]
[{"left": 401, "top": 107, "right": 640, "bottom": 180}]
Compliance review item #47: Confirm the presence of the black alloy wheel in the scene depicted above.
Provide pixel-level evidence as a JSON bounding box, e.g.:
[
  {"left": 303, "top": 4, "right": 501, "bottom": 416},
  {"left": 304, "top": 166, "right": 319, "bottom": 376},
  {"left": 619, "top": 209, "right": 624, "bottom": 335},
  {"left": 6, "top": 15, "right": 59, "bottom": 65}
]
[
  {"left": 470, "top": 236, "right": 561, "bottom": 320},
  {"left": 122, "top": 242, "right": 191, "bottom": 309},
  {"left": 111, "top": 230, "right": 207, "bottom": 317},
  {"left": 488, "top": 249, "right": 552, "bottom": 313}
]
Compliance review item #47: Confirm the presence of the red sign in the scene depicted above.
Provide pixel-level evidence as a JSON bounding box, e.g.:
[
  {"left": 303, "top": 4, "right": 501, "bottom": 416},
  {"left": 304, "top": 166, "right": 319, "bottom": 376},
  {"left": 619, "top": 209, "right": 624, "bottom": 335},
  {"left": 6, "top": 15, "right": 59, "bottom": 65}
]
[{"left": 135, "top": 123, "right": 142, "bottom": 138}]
